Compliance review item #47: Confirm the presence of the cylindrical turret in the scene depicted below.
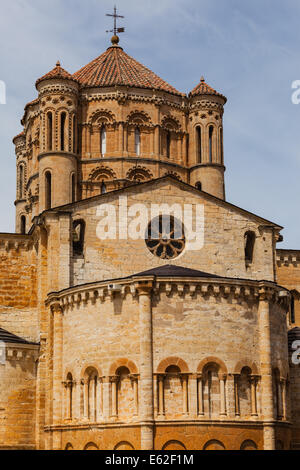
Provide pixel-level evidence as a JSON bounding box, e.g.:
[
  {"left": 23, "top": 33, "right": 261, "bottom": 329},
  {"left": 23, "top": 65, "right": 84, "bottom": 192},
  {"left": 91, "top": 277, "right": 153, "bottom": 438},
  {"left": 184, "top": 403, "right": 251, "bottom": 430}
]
[
  {"left": 13, "top": 132, "right": 28, "bottom": 233},
  {"left": 35, "top": 61, "right": 79, "bottom": 211},
  {"left": 188, "top": 77, "right": 227, "bottom": 200}
]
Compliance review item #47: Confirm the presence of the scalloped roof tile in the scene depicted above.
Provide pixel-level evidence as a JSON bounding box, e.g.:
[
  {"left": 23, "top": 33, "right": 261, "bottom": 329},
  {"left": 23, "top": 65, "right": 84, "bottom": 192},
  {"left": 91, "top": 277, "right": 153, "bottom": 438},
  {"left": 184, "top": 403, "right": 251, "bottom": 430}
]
[
  {"left": 190, "top": 76, "right": 226, "bottom": 101},
  {"left": 36, "top": 61, "right": 78, "bottom": 86},
  {"left": 73, "top": 45, "right": 185, "bottom": 96}
]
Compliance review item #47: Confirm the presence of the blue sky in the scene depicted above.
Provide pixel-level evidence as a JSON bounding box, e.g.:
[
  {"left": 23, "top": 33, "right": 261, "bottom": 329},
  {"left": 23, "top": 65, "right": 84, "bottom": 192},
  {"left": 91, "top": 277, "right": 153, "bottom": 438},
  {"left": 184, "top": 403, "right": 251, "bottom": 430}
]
[{"left": 0, "top": 0, "right": 300, "bottom": 248}]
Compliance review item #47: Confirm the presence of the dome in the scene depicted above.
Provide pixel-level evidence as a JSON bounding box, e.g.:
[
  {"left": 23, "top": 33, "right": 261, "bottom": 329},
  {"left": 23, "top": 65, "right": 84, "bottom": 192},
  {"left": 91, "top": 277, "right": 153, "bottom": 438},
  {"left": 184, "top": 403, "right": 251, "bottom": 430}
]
[
  {"left": 36, "top": 61, "right": 78, "bottom": 88},
  {"left": 73, "top": 44, "right": 185, "bottom": 97},
  {"left": 189, "top": 76, "right": 227, "bottom": 102}
]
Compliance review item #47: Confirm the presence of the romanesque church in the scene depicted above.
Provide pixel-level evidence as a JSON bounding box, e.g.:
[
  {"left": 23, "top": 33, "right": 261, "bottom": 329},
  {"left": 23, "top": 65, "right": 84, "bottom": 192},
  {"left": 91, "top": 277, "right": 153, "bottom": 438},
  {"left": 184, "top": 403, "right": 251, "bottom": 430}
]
[{"left": 0, "top": 30, "right": 300, "bottom": 451}]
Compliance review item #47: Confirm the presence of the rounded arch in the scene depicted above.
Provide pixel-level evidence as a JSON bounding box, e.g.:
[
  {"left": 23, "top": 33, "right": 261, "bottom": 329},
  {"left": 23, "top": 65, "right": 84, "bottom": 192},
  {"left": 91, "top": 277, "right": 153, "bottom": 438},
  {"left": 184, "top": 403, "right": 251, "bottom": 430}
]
[
  {"left": 80, "top": 364, "right": 103, "bottom": 379},
  {"left": 88, "top": 109, "right": 115, "bottom": 126},
  {"left": 126, "top": 110, "right": 151, "bottom": 126},
  {"left": 203, "top": 440, "right": 225, "bottom": 451},
  {"left": 65, "top": 443, "right": 74, "bottom": 450},
  {"left": 161, "top": 115, "right": 181, "bottom": 131},
  {"left": 234, "top": 360, "right": 259, "bottom": 375},
  {"left": 109, "top": 358, "right": 138, "bottom": 376},
  {"left": 126, "top": 166, "right": 153, "bottom": 182},
  {"left": 240, "top": 440, "right": 258, "bottom": 451},
  {"left": 157, "top": 357, "right": 189, "bottom": 374},
  {"left": 162, "top": 440, "right": 186, "bottom": 451},
  {"left": 88, "top": 166, "right": 117, "bottom": 182},
  {"left": 164, "top": 171, "right": 182, "bottom": 181},
  {"left": 84, "top": 442, "right": 99, "bottom": 451},
  {"left": 197, "top": 357, "right": 227, "bottom": 377},
  {"left": 114, "top": 441, "right": 135, "bottom": 450}
]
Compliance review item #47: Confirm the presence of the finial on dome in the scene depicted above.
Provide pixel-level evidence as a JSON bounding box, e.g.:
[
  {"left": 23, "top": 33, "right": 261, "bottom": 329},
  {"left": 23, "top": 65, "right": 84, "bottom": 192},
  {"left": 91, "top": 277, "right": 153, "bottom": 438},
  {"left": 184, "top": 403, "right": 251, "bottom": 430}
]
[
  {"left": 200, "top": 76, "right": 205, "bottom": 82},
  {"left": 56, "top": 60, "right": 61, "bottom": 67},
  {"left": 111, "top": 35, "right": 120, "bottom": 45}
]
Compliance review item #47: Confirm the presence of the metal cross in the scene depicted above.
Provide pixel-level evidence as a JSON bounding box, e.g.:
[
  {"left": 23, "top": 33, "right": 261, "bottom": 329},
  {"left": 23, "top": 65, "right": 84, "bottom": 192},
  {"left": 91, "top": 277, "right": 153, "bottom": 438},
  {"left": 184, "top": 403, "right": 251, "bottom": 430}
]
[{"left": 106, "top": 5, "right": 125, "bottom": 36}]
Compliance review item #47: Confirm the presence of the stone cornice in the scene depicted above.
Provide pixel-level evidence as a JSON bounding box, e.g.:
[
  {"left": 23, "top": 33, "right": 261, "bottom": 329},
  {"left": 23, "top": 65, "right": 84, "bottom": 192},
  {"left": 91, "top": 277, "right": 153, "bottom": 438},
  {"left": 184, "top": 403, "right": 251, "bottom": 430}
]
[
  {"left": 46, "top": 275, "right": 290, "bottom": 311},
  {"left": 277, "top": 249, "right": 300, "bottom": 267},
  {"left": 0, "top": 233, "right": 33, "bottom": 252}
]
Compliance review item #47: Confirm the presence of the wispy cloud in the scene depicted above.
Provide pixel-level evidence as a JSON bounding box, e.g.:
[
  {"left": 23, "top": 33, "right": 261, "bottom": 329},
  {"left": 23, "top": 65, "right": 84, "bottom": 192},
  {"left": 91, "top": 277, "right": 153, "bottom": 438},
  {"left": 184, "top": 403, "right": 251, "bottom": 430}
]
[{"left": 0, "top": 0, "right": 300, "bottom": 247}]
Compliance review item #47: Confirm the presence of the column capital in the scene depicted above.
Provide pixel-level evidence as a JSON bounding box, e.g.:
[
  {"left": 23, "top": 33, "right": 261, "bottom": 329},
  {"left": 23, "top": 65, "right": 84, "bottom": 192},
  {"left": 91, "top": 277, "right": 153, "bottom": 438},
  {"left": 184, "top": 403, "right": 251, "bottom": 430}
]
[
  {"left": 50, "top": 301, "right": 63, "bottom": 316},
  {"left": 135, "top": 280, "right": 154, "bottom": 296}
]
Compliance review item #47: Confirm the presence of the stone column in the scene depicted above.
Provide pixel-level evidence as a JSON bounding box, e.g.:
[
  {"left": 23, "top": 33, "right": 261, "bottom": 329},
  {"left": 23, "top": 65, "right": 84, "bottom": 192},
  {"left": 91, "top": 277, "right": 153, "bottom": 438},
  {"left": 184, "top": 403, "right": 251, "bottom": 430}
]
[
  {"left": 181, "top": 374, "right": 189, "bottom": 416},
  {"left": 250, "top": 376, "right": 258, "bottom": 417},
  {"left": 234, "top": 374, "right": 240, "bottom": 417},
  {"left": 220, "top": 374, "right": 227, "bottom": 417},
  {"left": 197, "top": 374, "right": 204, "bottom": 416},
  {"left": 51, "top": 302, "right": 63, "bottom": 450},
  {"left": 281, "top": 379, "right": 287, "bottom": 421},
  {"left": 137, "top": 281, "right": 154, "bottom": 450},
  {"left": 111, "top": 376, "right": 118, "bottom": 418},
  {"left": 130, "top": 375, "right": 139, "bottom": 417},
  {"left": 258, "top": 289, "right": 276, "bottom": 450},
  {"left": 157, "top": 375, "right": 165, "bottom": 417}
]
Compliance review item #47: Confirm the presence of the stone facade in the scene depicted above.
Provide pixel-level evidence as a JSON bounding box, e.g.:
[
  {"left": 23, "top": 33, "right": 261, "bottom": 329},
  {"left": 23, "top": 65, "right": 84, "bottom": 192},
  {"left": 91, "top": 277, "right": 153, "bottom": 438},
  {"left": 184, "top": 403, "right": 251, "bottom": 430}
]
[{"left": 0, "top": 36, "right": 299, "bottom": 450}]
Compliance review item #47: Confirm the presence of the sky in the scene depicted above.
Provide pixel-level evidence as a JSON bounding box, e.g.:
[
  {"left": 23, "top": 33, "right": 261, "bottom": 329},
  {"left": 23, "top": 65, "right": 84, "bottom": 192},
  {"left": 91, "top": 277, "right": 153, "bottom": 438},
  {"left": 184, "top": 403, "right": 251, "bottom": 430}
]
[{"left": 0, "top": 0, "right": 300, "bottom": 248}]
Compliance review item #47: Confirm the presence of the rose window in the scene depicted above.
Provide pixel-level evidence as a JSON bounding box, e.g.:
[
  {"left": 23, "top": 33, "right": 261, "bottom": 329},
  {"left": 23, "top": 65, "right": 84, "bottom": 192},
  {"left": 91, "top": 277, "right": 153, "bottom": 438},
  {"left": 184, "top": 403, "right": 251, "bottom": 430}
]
[{"left": 145, "top": 215, "right": 185, "bottom": 259}]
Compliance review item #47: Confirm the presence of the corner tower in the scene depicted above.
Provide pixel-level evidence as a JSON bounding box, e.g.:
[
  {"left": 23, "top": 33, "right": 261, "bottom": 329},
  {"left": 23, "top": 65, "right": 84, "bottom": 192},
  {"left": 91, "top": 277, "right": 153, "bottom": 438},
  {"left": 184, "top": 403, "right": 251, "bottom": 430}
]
[
  {"left": 188, "top": 77, "right": 227, "bottom": 199},
  {"left": 35, "top": 61, "right": 79, "bottom": 212}
]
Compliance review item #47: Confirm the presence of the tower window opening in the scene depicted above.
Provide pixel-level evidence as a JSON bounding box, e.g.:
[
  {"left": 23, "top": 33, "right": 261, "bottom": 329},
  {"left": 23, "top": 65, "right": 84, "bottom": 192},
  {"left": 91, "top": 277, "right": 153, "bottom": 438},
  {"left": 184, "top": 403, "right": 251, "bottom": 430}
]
[
  {"left": 100, "top": 126, "right": 107, "bottom": 155},
  {"left": 20, "top": 215, "right": 26, "bottom": 235},
  {"left": 209, "top": 126, "right": 214, "bottom": 163},
  {"left": 73, "top": 220, "right": 85, "bottom": 256},
  {"left": 47, "top": 112, "right": 53, "bottom": 151},
  {"left": 244, "top": 231, "right": 256, "bottom": 267},
  {"left": 60, "top": 112, "right": 67, "bottom": 151},
  {"left": 45, "top": 171, "right": 52, "bottom": 210},
  {"left": 196, "top": 127, "right": 202, "bottom": 163},
  {"left": 135, "top": 127, "right": 141, "bottom": 156},
  {"left": 166, "top": 131, "right": 171, "bottom": 158},
  {"left": 101, "top": 181, "right": 107, "bottom": 194},
  {"left": 19, "top": 164, "right": 24, "bottom": 199},
  {"left": 291, "top": 294, "right": 295, "bottom": 324},
  {"left": 195, "top": 182, "right": 202, "bottom": 191}
]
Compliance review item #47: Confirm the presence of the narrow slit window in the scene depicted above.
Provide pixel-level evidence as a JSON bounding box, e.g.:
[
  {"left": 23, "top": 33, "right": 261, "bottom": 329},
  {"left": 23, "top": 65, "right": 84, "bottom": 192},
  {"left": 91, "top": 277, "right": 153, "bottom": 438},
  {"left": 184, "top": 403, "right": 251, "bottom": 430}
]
[
  {"left": 45, "top": 171, "right": 52, "bottom": 210},
  {"left": 47, "top": 112, "right": 53, "bottom": 151},
  {"left": 291, "top": 295, "right": 295, "bottom": 324},
  {"left": 100, "top": 126, "right": 106, "bottom": 155},
  {"left": 135, "top": 128, "right": 141, "bottom": 155},
  {"left": 20, "top": 215, "right": 26, "bottom": 235},
  {"left": 71, "top": 174, "right": 76, "bottom": 203},
  {"left": 101, "top": 181, "right": 107, "bottom": 194},
  {"left": 197, "top": 127, "right": 202, "bottom": 163},
  {"left": 244, "top": 231, "right": 256, "bottom": 266},
  {"left": 166, "top": 131, "right": 171, "bottom": 158},
  {"left": 60, "top": 112, "right": 66, "bottom": 151},
  {"left": 73, "top": 220, "right": 85, "bottom": 256},
  {"left": 19, "top": 165, "right": 24, "bottom": 199},
  {"left": 209, "top": 126, "right": 214, "bottom": 162}
]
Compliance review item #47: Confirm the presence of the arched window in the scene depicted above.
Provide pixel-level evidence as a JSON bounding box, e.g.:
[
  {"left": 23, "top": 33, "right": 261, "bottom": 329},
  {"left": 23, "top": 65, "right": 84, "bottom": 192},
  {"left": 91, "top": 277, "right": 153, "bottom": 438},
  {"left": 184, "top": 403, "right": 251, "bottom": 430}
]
[
  {"left": 19, "top": 164, "right": 24, "bottom": 199},
  {"left": 115, "top": 366, "right": 136, "bottom": 419},
  {"left": 135, "top": 127, "right": 141, "bottom": 155},
  {"left": 101, "top": 181, "right": 106, "bottom": 195},
  {"left": 196, "top": 126, "right": 202, "bottom": 163},
  {"left": 60, "top": 112, "right": 67, "bottom": 151},
  {"left": 66, "top": 373, "right": 73, "bottom": 420},
  {"left": 20, "top": 215, "right": 26, "bottom": 235},
  {"left": 100, "top": 126, "right": 106, "bottom": 155},
  {"left": 195, "top": 182, "right": 202, "bottom": 191},
  {"left": 290, "top": 293, "right": 296, "bottom": 324},
  {"left": 209, "top": 126, "right": 214, "bottom": 162},
  {"left": 71, "top": 174, "right": 76, "bottom": 203},
  {"left": 73, "top": 220, "right": 85, "bottom": 256},
  {"left": 47, "top": 112, "right": 53, "bottom": 151},
  {"left": 166, "top": 131, "right": 171, "bottom": 158},
  {"left": 244, "top": 231, "right": 256, "bottom": 267},
  {"left": 45, "top": 171, "right": 52, "bottom": 210}
]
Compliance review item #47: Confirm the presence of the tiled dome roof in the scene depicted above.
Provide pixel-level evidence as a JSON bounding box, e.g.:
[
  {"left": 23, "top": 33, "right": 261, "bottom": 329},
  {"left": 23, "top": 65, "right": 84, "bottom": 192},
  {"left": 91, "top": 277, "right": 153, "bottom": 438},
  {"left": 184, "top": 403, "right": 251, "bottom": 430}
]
[
  {"left": 73, "top": 44, "right": 184, "bottom": 96},
  {"left": 190, "top": 76, "right": 226, "bottom": 101},
  {"left": 36, "top": 61, "right": 78, "bottom": 87}
]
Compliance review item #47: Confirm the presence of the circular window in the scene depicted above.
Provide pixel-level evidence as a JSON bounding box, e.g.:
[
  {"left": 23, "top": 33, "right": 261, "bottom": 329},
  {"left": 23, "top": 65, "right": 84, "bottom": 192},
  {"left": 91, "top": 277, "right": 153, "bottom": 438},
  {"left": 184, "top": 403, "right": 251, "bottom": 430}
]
[{"left": 145, "top": 215, "right": 185, "bottom": 259}]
